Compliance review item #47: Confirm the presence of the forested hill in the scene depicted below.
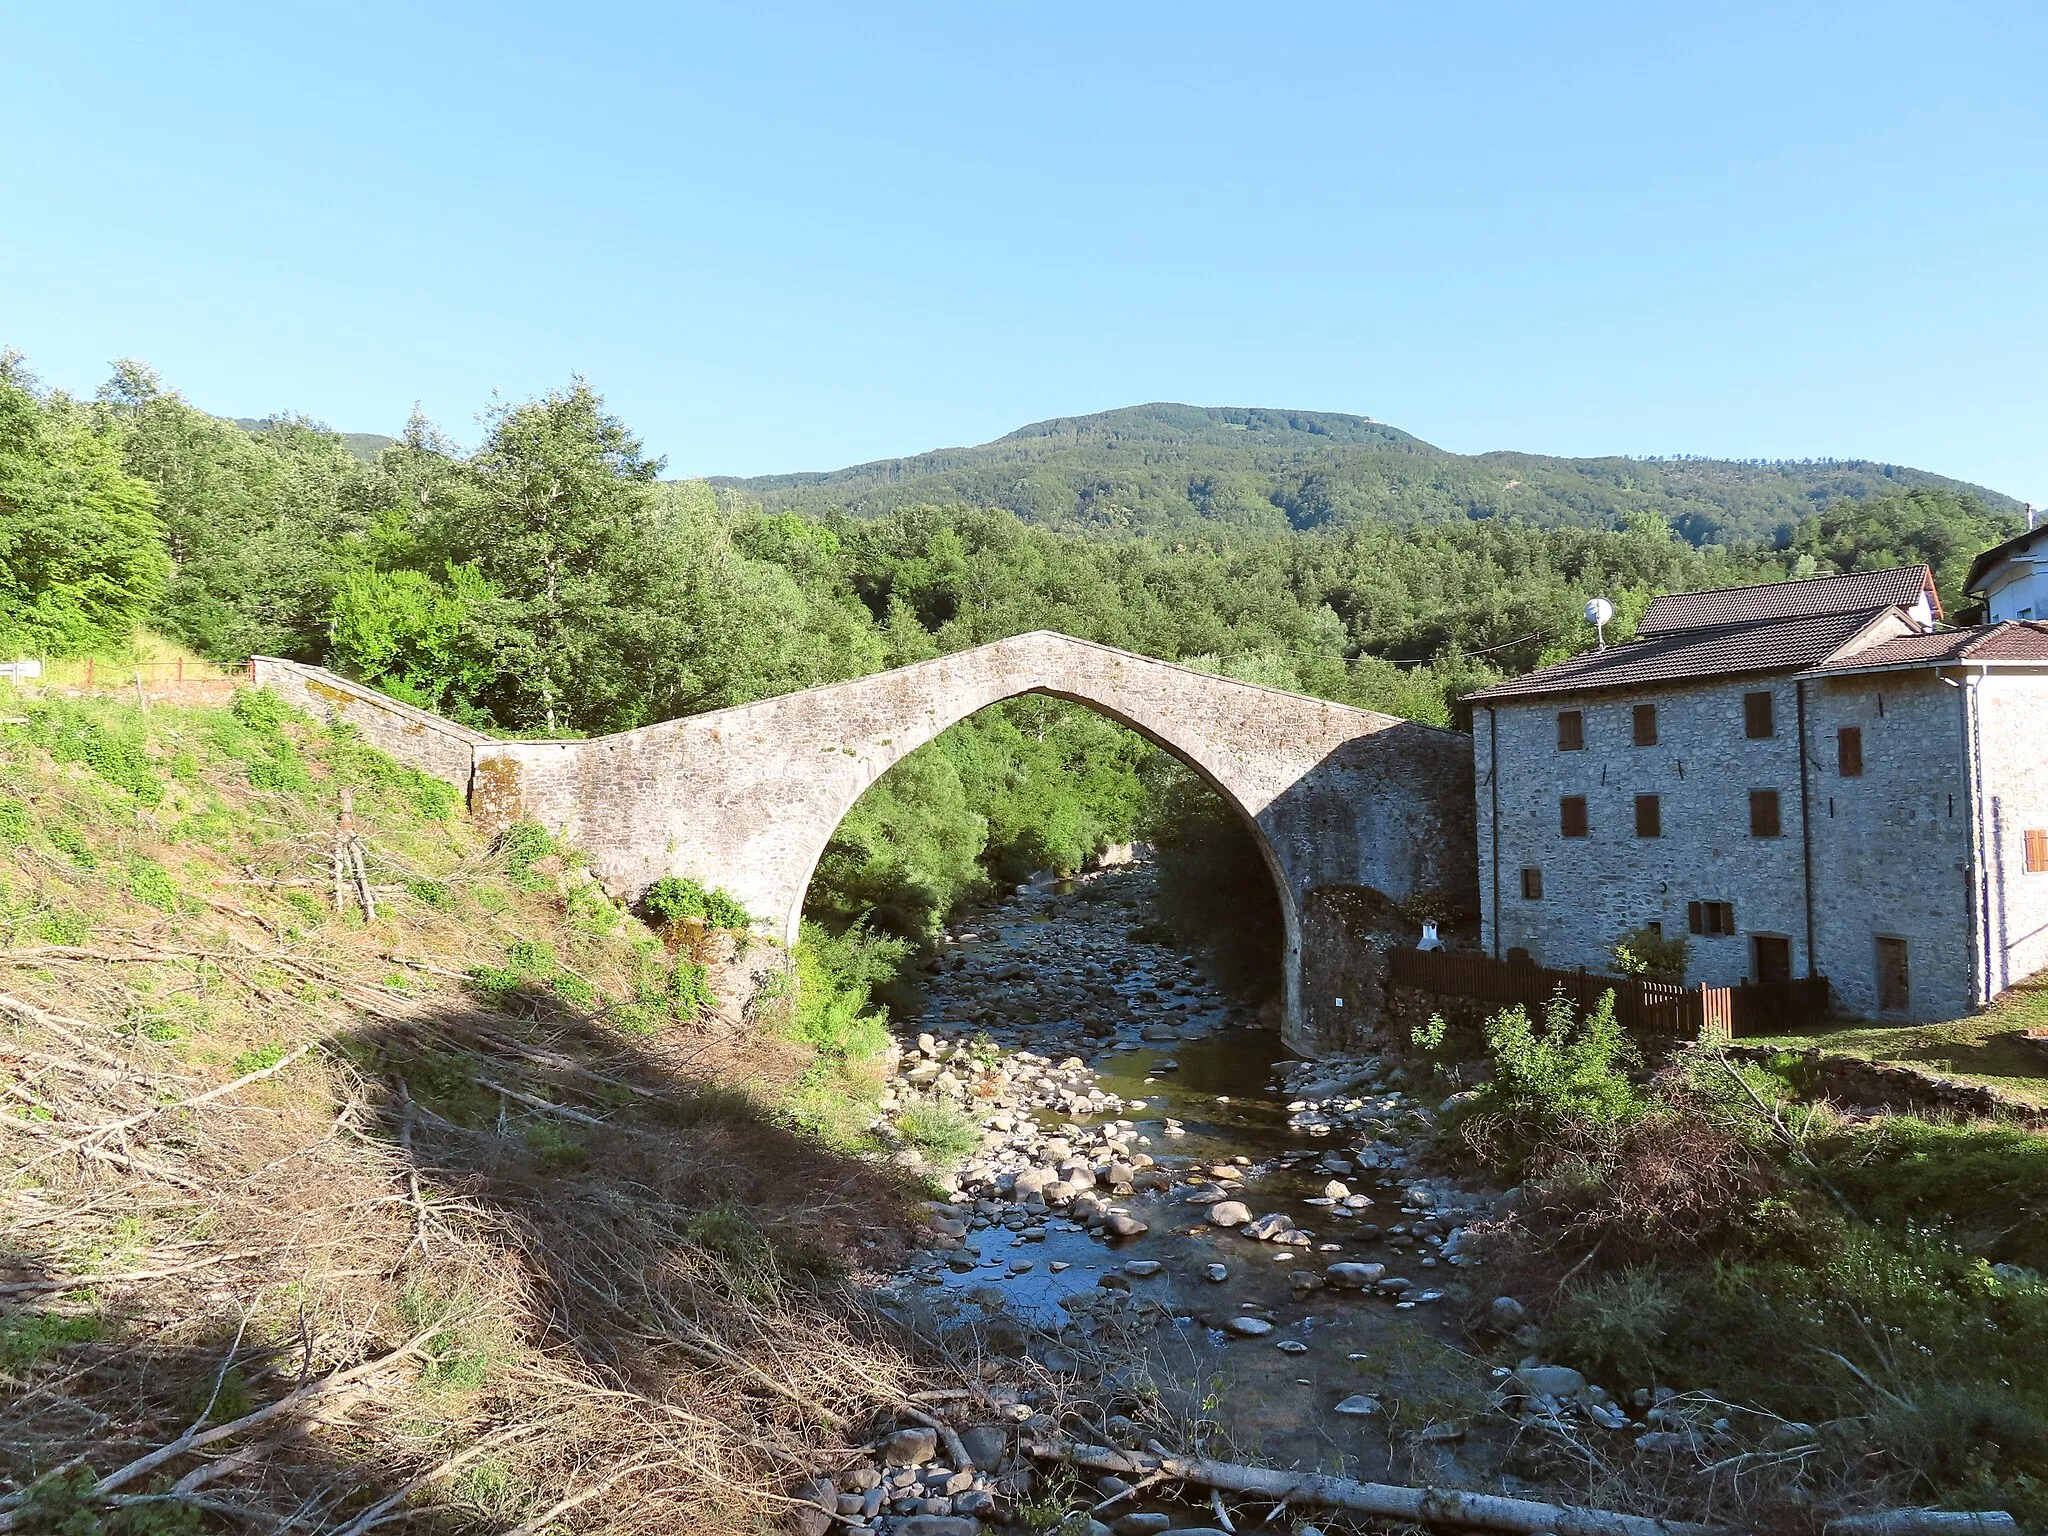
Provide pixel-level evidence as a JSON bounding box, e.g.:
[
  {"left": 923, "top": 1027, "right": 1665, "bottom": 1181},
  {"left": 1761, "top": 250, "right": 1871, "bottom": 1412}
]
[{"left": 716, "top": 402, "right": 2023, "bottom": 545}]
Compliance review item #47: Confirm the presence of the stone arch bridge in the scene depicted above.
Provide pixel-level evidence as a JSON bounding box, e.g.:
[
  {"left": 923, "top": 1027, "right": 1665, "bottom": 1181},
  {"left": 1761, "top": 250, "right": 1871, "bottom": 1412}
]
[{"left": 253, "top": 633, "right": 1475, "bottom": 1055}]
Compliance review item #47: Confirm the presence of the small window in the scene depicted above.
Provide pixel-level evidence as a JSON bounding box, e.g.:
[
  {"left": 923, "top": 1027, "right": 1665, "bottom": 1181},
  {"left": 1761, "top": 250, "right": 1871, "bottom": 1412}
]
[
  {"left": 1635, "top": 794, "right": 1662, "bottom": 837},
  {"left": 2027, "top": 830, "right": 2048, "bottom": 874},
  {"left": 1687, "top": 900, "right": 1736, "bottom": 936},
  {"left": 1633, "top": 704, "right": 1658, "bottom": 747},
  {"left": 1749, "top": 789, "right": 1782, "bottom": 838},
  {"left": 1838, "top": 727, "right": 1863, "bottom": 777},
  {"left": 1557, "top": 710, "right": 1584, "bottom": 751},
  {"left": 1560, "top": 795, "right": 1588, "bottom": 837},
  {"left": 1744, "top": 690, "right": 1775, "bottom": 739},
  {"left": 1877, "top": 936, "right": 1910, "bottom": 1013},
  {"left": 1520, "top": 867, "right": 1544, "bottom": 900}
]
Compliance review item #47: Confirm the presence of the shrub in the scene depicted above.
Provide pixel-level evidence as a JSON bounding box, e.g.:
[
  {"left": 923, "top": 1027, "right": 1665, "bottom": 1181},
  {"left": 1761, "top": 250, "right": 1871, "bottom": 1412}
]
[
  {"left": 643, "top": 875, "right": 750, "bottom": 930},
  {"left": 404, "top": 878, "right": 450, "bottom": 909},
  {"left": 48, "top": 824, "right": 96, "bottom": 869},
  {"left": 126, "top": 858, "right": 179, "bottom": 913},
  {"left": 467, "top": 939, "right": 593, "bottom": 1009},
  {"left": 1608, "top": 924, "right": 1688, "bottom": 983},
  {"left": 229, "top": 686, "right": 295, "bottom": 734},
  {"left": 230, "top": 1042, "right": 287, "bottom": 1076},
  {"left": 1549, "top": 1266, "right": 1678, "bottom": 1380},
  {"left": 0, "top": 1309, "right": 100, "bottom": 1369},
  {"left": 792, "top": 920, "right": 904, "bottom": 1059},
  {"left": 31, "top": 911, "right": 90, "bottom": 946},
  {"left": 1457, "top": 988, "right": 1643, "bottom": 1176},
  {"left": 0, "top": 796, "right": 29, "bottom": 842},
  {"left": 897, "top": 1103, "right": 981, "bottom": 1163},
  {"left": 31, "top": 706, "right": 164, "bottom": 805},
  {"left": 496, "top": 821, "right": 557, "bottom": 890}
]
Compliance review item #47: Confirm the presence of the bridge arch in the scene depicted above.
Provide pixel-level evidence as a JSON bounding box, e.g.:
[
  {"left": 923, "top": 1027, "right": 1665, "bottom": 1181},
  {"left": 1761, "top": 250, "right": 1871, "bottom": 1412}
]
[{"left": 253, "top": 634, "right": 1475, "bottom": 1055}]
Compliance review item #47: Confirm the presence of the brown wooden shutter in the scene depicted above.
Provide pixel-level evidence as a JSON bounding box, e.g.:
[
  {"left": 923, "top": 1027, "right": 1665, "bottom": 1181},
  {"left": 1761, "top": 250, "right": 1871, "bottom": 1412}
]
[
  {"left": 1838, "top": 726, "right": 1863, "bottom": 777},
  {"left": 1560, "top": 795, "right": 1588, "bottom": 837},
  {"left": 1687, "top": 900, "right": 1704, "bottom": 934},
  {"left": 1557, "top": 710, "right": 1584, "bottom": 750},
  {"left": 1635, "top": 794, "right": 1661, "bottom": 837},
  {"left": 1744, "top": 691, "right": 1775, "bottom": 739},
  {"left": 1521, "top": 867, "right": 1544, "bottom": 900},
  {"left": 2027, "top": 829, "right": 2048, "bottom": 874},
  {"left": 1633, "top": 703, "right": 1658, "bottom": 746},
  {"left": 1749, "top": 789, "right": 1782, "bottom": 837}
]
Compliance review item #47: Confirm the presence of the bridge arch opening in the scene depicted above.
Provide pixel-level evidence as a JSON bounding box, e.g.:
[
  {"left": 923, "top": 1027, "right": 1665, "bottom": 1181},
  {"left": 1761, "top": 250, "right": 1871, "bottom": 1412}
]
[{"left": 791, "top": 690, "right": 1296, "bottom": 1021}]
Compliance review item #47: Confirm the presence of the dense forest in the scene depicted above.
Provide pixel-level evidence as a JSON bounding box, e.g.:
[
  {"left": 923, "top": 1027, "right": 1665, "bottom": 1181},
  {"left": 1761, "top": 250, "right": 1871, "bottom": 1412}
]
[
  {"left": 718, "top": 401, "right": 2025, "bottom": 546},
  {"left": 0, "top": 353, "right": 2025, "bottom": 1000}
]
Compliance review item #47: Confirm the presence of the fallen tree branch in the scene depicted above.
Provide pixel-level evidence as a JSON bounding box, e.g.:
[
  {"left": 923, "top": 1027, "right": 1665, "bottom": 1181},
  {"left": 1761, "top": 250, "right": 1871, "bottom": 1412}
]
[
  {"left": 0, "top": 1108, "right": 207, "bottom": 1190},
  {"left": 0, "top": 1247, "right": 271, "bottom": 1297},
  {"left": 328, "top": 1419, "right": 544, "bottom": 1536},
  {"left": 1825, "top": 1513, "right": 2018, "bottom": 1534},
  {"left": 64, "top": 1040, "right": 317, "bottom": 1147},
  {"left": 0, "top": 1321, "right": 454, "bottom": 1524},
  {"left": 1024, "top": 1439, "right": 1724, "bottom": 1535}
]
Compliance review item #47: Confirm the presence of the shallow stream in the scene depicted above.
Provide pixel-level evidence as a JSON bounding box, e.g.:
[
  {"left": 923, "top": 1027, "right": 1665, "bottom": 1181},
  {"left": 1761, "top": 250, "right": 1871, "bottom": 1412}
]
[{"left": 883, "top": 866, "right": 1510, "bottom": 1487}]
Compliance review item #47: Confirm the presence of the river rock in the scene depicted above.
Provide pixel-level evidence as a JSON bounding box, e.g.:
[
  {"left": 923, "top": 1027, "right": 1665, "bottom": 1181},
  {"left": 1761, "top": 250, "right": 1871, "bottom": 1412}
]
[
  {"left": 1325, "top": 1262, "right": 1385, "bottom": 1289},
  {"left": 1515, "top": 1365, "right": 1587, "bottom": 1399},
  {"left": 1489, "top": 1295, "right": 1527, "bottom": 1329},
  {"left": 1224, "top": 1316, "right": 1274, "bottom": 1336},
  {"left": 959, "top": 1422, "right": 1009, "bottom": 1467},
  {"left": 1113, "top": 1514, "right": 1173, "bottom": 1535},
  {"left": 882, "top": 1427, "right": 939, "bottom": 1466},
  {"left": 895, "top": 1518, "right": 982, "bottom": 1536},
  {"left": 1207, "top": 1200, "right": 1253, "bottom": 1227},
  {"left": 1204, "top": 1262, "right": 1229, "bottom": 1281},
  {"left": 1242, "top": 1212, "right": 1296, "bottom": 1241},
  {"left": 1334, "top": 1394, "right": 1383, "bottom": 1416},
  {"left": 1123, "top": 1259, "right": 1162, "bottom": 1277},
  {"left": 1322, "top": 1180, "right": 1350, "bottom": 1199},
  {"left": 1104, "top": 1211, "right": 1148, "bottom": 1238}
]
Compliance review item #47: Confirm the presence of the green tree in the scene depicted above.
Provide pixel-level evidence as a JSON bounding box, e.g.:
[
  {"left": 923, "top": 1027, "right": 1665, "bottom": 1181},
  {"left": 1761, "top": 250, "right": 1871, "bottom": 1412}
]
[
  {"left": 450, "top": 381, "right": 662, "bottom": 733},
  {"left": 0, "top": 356, "right": 168, "bottom": 657},
  {"left": 327, "top": 562, "right": 498, "bottom": 718}
]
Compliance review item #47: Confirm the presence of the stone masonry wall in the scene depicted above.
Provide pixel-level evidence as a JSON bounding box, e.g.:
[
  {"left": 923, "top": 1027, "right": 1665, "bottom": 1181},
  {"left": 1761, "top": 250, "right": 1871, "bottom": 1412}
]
[
  {"left": 1476, "top": 677, "right": 1817, "bottom": 987},
  {"left": 249, "top": 657, "right": 492, "bottom": 793},
  {"left": 1804, "top": 671, "right": 1973, "bottom": 1020}
]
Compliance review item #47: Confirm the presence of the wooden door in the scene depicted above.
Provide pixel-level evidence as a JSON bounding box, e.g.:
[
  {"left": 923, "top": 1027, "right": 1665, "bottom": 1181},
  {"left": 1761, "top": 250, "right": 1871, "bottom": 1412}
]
[
  {"left": 1876, "top": 937, "right": 1909, "bottom": 1014},
  {"left": 1752, "top": 934, "right": 1791, "bottom": 984}
]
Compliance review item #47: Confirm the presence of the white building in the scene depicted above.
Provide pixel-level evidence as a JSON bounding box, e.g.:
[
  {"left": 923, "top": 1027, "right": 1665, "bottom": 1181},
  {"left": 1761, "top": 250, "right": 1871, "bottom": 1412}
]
[{"left": 1967, "top": 515, "right": 2047, "bottom": 622}]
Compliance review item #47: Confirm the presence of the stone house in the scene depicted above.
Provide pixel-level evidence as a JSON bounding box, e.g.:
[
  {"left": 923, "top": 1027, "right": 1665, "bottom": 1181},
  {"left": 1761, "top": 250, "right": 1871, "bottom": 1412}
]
[{"left": 1465, "top": 566, "right": 2048, "bottom": 1022}]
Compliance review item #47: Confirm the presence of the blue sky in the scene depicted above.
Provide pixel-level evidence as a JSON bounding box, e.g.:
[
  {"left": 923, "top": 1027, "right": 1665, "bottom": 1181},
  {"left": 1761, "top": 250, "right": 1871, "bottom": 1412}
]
[{"left": 5, "top": 3, "right": 2044, "bottom": 501}]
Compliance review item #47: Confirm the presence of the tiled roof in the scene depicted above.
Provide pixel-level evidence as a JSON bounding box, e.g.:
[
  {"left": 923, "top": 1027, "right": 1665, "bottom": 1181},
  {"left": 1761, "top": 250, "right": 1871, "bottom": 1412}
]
[
  {"left": 1636, "top": 566, "right": 1936, "bottom": 635},
  {"left": 1963, "top": 526, "right": 2048, "bottom": 597},
  {"left": 1464, "top": 609, "right": 1898, "bottom": 704},
  {"left": 1807, "top": 620, "right": 2048, "bottom": 673}
]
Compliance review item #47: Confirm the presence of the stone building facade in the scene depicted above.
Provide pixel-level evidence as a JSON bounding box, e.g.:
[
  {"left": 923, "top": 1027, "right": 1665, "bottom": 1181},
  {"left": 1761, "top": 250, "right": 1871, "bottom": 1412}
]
[{"left": 1468, "top": 567, "right": 2048, "bottom": 1023}]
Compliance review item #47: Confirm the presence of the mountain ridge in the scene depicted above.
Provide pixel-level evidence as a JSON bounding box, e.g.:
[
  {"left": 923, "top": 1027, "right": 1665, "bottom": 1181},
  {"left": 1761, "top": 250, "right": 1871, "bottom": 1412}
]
[{"left": 709, "top": 401, "right": 2021, "bottom": 546}]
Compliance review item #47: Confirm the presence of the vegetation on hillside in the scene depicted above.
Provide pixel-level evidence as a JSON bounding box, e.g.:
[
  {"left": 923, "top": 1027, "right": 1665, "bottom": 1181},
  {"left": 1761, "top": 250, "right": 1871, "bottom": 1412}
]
[
  {"left": 717, "top": 401, "right": 2024, "bottom": 546},
  {"left": 0, "top": 686, "right": 932, "bottom": 1531}
]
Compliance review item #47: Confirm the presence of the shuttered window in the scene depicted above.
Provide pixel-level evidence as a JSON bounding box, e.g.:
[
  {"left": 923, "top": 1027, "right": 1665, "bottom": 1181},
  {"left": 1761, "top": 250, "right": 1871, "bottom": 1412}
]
[
  {"left": 1749, "top": 789, "right": 1782, "bottom": 838},
  {"left": 1688, "top": 900, "right": 1735, "bottom": 936},
  {"left": 1560, "top": 796, "right": 1588, "bottom": 837},
  {"left": 1635, "top": 794, "right": 1662, "bottom": 837},
  {"left": 1557, "top": 710, "right": 1584, "bottom": 751},
  {"left": 1633, "top": 704, "right": 1658, "bottom": 746},
  {"left": 2027, "top": 830, "right": 2048, "bottom": 874},
  {"left": 1744, "top": 691, "right": 1775, "bottom": 739},
  {"left": 1520, "top": 867, "right": 1544, "bottom": 900},
  {"left": 1838, "top": 727, "right": 1864, "bottom": 777}
]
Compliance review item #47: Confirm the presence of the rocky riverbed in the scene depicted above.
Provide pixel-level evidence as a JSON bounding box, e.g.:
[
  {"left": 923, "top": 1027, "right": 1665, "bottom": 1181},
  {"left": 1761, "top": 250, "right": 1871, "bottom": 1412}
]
[{"left": 809, "top": 864, "right": 1576, "bottom": 1534}]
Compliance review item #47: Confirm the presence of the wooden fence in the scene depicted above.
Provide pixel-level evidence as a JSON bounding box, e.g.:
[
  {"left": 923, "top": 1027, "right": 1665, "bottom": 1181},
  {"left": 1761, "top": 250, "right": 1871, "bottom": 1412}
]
[{"left": 1387, "top": 947, "right": 1829, "bottom": 1042}]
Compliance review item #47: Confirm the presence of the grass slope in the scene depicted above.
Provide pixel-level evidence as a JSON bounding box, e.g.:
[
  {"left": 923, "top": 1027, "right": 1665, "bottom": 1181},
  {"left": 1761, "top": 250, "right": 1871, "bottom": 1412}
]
[
  {"left": 0, "top": 686, "right": 936, "bottom": 1534},
  {"left": 714, "top": 402, "right": 2025, "bottom": 544}
]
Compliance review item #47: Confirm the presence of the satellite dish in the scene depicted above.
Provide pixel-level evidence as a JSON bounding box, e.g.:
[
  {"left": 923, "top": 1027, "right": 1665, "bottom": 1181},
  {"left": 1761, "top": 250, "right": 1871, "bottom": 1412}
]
[{"left": 1586, "top": 596, "right": 1615, "bottom": 649}]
